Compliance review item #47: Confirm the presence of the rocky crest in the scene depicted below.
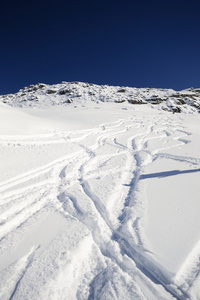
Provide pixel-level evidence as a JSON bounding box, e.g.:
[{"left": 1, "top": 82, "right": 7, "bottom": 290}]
[{"left": 1, "top": 81, "right": 200, "bottom": 113}]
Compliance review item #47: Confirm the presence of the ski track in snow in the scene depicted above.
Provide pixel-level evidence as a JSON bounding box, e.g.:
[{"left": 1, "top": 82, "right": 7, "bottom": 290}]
[{"left": 0, "top": 112, "right": 199, "bottom": 300}]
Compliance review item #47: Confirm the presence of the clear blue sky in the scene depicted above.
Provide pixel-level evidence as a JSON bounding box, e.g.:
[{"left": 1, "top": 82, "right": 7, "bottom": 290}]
[{"left": 1, "top": 0, "right": 200, "bottom": 94}]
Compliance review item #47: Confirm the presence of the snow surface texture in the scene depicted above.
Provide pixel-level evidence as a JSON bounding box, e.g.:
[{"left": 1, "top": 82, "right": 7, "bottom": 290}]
[{"left": 0, "top": 82, "right": 200, "bottom": 299}]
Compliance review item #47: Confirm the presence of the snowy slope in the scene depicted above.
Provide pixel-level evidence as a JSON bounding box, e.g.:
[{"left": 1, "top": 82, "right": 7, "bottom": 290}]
[{"left": 0, "top": 82, "right": 200, "bottom": 299}]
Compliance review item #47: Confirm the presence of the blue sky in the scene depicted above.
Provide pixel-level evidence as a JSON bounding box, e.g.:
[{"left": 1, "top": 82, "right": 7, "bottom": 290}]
[{"left": 1, "top": 0, "right": 200, "bottom": 94}]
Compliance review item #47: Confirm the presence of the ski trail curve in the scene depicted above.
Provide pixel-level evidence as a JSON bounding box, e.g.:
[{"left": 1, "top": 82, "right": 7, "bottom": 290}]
[{"left": 0, "top": 111, "right": 199, "bottom": 299}]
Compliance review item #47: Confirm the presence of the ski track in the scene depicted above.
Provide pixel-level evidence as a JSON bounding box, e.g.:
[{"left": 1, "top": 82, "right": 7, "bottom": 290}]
[{"left": 0, "top": 114, "right": 199, "bottom": 299}]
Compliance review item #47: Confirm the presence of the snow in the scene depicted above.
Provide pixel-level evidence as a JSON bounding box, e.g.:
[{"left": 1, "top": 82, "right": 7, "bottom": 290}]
[
  {"left": 0, "top": 102, "right": 48, "bottom": 135},
  {"left": 0, "top": 82, "right": 200, "bottom": 299}
]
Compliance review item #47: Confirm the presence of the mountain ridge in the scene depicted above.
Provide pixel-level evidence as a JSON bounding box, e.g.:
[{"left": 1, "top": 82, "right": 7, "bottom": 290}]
[{"left": 1, "top": 81, "right": 200, "bottom": 114}]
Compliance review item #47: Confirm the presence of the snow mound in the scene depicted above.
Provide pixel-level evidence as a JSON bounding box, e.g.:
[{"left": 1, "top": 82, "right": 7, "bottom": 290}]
[{"left": 0, "top": 102, "right": 49, "bottom": 135}]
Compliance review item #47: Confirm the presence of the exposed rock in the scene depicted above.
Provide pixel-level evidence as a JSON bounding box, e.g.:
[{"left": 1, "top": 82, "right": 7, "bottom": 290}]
[
  {"left": 118, "top": 88, "right": 126, "bottom": 93},
  {"left": 47, "top": 89, "right": 57, "bottom": 94}
]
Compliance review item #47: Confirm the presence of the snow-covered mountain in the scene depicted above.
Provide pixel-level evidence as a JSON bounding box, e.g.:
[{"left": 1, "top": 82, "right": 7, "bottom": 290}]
[
  {"left": 1, "top": 81, "right": 200, "bottom": 113},
  {"left": 0, "top": 82, "right": 200, "bottom": 299}
]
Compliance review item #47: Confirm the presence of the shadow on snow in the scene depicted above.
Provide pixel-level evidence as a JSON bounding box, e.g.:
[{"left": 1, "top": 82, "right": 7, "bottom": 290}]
[{"left": 140, "top": 168, "right": 200, "bottom": 180}]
